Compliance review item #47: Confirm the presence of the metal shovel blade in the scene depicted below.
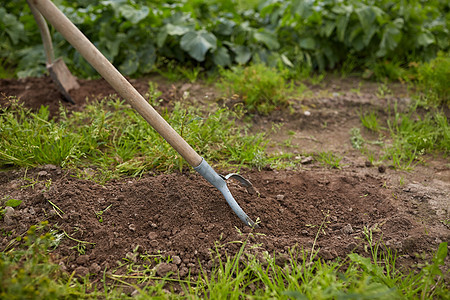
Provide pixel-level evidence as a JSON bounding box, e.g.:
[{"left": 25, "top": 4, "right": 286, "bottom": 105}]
[
  {"left": 28, "top": 0, "right": 79, "bottom": 104},
  {"left": 48, "top": 58, "right": 79, "bottom": 104}
]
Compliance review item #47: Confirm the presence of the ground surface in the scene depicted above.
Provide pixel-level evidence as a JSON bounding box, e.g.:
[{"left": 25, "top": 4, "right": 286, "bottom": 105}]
[{"left": 0, "top": 76, "right": 449, "bottom": 284}]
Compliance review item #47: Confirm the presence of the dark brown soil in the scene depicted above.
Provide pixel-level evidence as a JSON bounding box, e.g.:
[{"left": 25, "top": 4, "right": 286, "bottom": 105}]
[
  {"left": 1, "top": 76, "right": 449, "bottom": 284},
  {"left": 1, "top": 165, "right": 447, "bottom": 279}
]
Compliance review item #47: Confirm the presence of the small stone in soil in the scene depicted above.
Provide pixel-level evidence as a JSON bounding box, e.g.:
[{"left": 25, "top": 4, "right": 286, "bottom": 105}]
[
  {"left": 76, "top": 255, "right": 90, "bottom": 265},
  {"left": 319, "top": 249, "right": 334, "bottom": 260},
  {"left": 43, "top": 164, "right": 57, "bottom": 170},
  {"left": 179, "top": 267, "right": 188, "bottom": 277},
  {"left": 74, "top": 266, "right": 89, "bottom": 277},
  {"left": 172, "top": 255, "right": 182, "bottom": 265},
  {"left": 156, "top": 263, "right": 177, "bottom": 277},
  {"left": 4, "top": 207, "right": 15, "bottom": 218},
  {"left": 128, "top": 224, "right": 136, "bottom": 231},
  {"left": 342, "top": 224, "right": 354, "bottom": 234},
  {"left": 89, "top": 263, "right": 101, "bottom": 274},
  {"left": 148, "top": 232, "right": 158, "bottom": 240},
  {"left": 301, "top": 156, "right": 313, "bottom": 164},
  {"left": 276, "top": 194, "right": 285, "bottom": 201},
  {"left": 37, "top": 170, "right": 48, "bottom": 177}
]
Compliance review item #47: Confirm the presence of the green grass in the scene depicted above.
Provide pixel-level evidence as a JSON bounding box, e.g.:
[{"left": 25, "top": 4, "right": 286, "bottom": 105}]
[
  {"left": 217, "top": 64, "right": 291, "bottom": 115},
  {"left": 360, "top": 111, "right": 381, "bottom": 133},
  {"left": 1, "top": 222, "right": 448, "bottom": 299},
  {"left": 355, "top": 105, "right": 449, "bottom": 170},
  {"left": 0, "top": 96, "right": 269, "bottom": 182},
  {"left": 414, "top": 52, "right": 450, "bottom": 107},
  {"left": 384, "top": 107, "right": 450, "bottom": 169},
  {"left": 315, "top": 151, "right": 342, "bottom": 169}
]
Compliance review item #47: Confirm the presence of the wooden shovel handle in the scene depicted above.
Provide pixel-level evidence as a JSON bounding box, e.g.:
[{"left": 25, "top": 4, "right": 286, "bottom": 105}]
[
  {"left": 30, "top": 0, "right": 203, "bottom": 168},
  {"left": 27, "top": 0, "right": 54, "bottom": 64}
]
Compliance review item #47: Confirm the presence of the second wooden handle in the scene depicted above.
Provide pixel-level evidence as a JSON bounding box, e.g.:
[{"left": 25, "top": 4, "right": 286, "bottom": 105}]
[{"left": 31, "top": 0, "right": 203, "bottom": 168}]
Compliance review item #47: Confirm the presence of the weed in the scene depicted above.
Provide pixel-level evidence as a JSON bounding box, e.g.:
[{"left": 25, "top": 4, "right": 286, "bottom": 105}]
[
  {"left": 383, "top": 107, "right": 449, "bottom": 169},
  {"left": 350, "top": 127, "right": 365, "bottom": 150},
  {"left": 309, "top": 73, "right": 325, "bottom": 86},
  {"left": 95, "top": 204, "right": 112, "bottom": 223},
  {"left": 315, "top": 151, "right": 342, "bottom": 169},
  {"left": 415, "top": 52, "right": 449, "bottom": 107},
  {"left": 176, "top": 65, "right": 202, "bottom": 83},
  {"left": 0, "top": 221, "right": 99, "bottom": 299},
  {"left": 376, "top": 82, "right": 393, "bottom": 98},
  {"left": 217, "top": 64, "right": 291, "bottom": 114},
  {"left": 310, "top": 211, "right": 330, "bottom": 261},
  {"left": 144, "top": 82, "right": 163, "bottom": 105},
  {"left": 350, "top": 81, "right": 363, "bottom": 95},
  {"left": 360, "top": 111, "right": 381, "bottom": 132}
]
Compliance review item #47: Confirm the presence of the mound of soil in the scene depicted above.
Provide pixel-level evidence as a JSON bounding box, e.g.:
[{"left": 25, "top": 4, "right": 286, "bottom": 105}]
[{"left": 1, "top": 166, "right": 448, "bottom": 280}]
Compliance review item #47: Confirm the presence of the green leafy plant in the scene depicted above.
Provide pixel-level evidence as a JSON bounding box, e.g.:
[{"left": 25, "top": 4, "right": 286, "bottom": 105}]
[
  {"left": 95, "top": 204, "right": 112, "bottom": 223},
  {"left": 350, "top": 127, "right": 365, "bottom": 150},
  {"left": 2, "top": 0, "right": 448, "bottom": 79},
  {"left": 218, "top": 64, "right": 290, "bottom": 114},
  {"left": 360, "top": 111, "right": 381, "bottom": 132},
  {"left": 415, "top": 52, "right": 450, "bottom": 107}
]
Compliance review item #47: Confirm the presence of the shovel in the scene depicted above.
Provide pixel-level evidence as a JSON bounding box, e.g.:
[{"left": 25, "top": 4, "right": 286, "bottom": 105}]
[
  {"left": 30, "top": 0, "right": 259, "bottom": 228},
  {"left": 27, "top": 0, "right": 79, "bottom": 104}
]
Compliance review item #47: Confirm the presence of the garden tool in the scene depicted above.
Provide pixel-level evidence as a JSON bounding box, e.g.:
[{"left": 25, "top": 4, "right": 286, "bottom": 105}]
[
  {"left": 27, "top": 0, "right": 79, "bottom": 104},
  {"left": 30, "top": 0, "right": 259, "bottom": 227}
]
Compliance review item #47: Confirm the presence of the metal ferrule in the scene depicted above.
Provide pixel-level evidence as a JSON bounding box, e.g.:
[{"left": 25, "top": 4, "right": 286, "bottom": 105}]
[{"left": 194, "top": 159, "right": 257, "bottom": 227}]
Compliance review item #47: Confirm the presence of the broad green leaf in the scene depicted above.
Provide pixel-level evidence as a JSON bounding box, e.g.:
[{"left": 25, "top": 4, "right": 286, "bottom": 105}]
[
  {"left": 118, "top": 5, "right": 149, "bottom": 24},
  {"left": 292, "top": 0, "right": 313, "bottom": 19},
  {"left": 215, "top": 18, "right": 235, "bottom": 36},
  {"left": 166, "top": 24, "right": 192, "bottom": 36},
  {"left": 4, "top": 199, "right": 22, "bottom": 208},
  {"left": 356, "top": 5, "right": 377, "bottom": 35},
  {"left": 377, "top": 18, "right": 404, "bottom": 57},
  {"left": 299, "top": 37, "right": 316, "bottom": 50},
  {"left": 320, "top": 21, "right": 336, "bottom": 38},
  {"left": 156, "top": 30, "right": 168, "bottom": 48},
  {"left": 0, "top": 8, "right": 26, "bottom": 45},
  {"left": 180, "top": 30, "right": 217, "bottom": 62},
  {"left": 119, "top": 50, "right": 139, "bottom": 75},
  {"left": 232, "top": 45, "right": 252, "bottom": 64},
  {"left": 315, "top": 52, "right": 325, "bottom": 71},
  {"left": 417, "top": 30, "right": 435, "bottom": 47},
  {"left": 253, "top": 30, "right": 280, "bottom": 50},
  {"left": 323, "top": 47, "right": 338, "bottom": 69},
  {"left": 348, "top": 253, "right": 385, "bottom": 277},
  {"left": 137, "top": 45, "right": 156, "bottom": 73},
  {"left": 281, "top": 54, "right": 294, "bottom": 68},
  {"left": 336, "top": 14, "right": 350, "bottom": 42},
  {"left": 213, "top": 47, "right": 231, "bottom": 66}
]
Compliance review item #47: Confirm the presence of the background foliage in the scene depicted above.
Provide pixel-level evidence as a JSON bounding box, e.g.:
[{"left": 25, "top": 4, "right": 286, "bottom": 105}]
[{"left": 1, "top": 0, "right": 449, "bottom": 79}]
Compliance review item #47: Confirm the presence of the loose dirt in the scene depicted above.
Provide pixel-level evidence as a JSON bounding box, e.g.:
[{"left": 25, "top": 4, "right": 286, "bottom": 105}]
[{"left": 1, "top": 76, "right": 449, "bottom": 285}]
